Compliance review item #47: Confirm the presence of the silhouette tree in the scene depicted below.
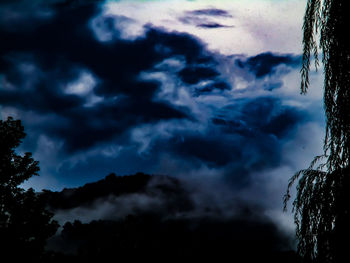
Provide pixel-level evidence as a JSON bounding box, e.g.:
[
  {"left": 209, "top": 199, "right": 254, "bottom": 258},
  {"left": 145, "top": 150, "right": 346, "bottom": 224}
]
[
  {"left": 284, "top": 1, "right": 350, "bottom": 262},
  {"left": 0, "top": 117, "right": 58, "bottom": 261}
]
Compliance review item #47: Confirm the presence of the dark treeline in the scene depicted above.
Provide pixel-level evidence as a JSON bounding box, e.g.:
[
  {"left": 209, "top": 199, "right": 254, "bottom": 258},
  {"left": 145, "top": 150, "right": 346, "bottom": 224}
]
[
  {"left": 42, "top": 173, "right": 154, "bottom": 210},
  {"left": 43, "top": 173, "right": 299, "bottom": 263},
  {"left": 46, "top": 215, "right": 300, "bottom": 262}
]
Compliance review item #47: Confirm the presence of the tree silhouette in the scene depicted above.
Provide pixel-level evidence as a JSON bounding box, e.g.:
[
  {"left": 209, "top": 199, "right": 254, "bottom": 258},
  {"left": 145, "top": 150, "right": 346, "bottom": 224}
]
[
  {"left": 0, "top": 117, "right": 58, "bottom": 261},
  {"left": 284, "top": 1, "right": 350, "bottom": 262}
]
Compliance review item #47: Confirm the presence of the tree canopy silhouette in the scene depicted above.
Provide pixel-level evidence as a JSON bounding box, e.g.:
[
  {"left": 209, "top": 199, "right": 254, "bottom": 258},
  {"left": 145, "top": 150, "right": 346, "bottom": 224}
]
[
  {"left": 0, "top": 117, "right": 58, "bottom": 261},
  {"left": 284, "top": 0, "right": 350, "bottom": 262}
]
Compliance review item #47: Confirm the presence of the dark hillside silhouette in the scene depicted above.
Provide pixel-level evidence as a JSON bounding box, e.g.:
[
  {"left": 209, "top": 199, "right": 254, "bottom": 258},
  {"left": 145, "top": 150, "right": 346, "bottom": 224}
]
[
  {"left": 43, "top": 172, "right": 300, "bottom": 262},
  {"left": 41, "top": 172, "right": 194, "bottom": 214},
  {"left": 42, "top": 173, "right": 152, "bottom": 209}
]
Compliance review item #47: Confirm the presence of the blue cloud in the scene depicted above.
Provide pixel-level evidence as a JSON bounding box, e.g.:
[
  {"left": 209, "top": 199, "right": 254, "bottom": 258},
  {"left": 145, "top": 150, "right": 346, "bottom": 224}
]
[
  {"left": 236, "top": 52, "right": 301, "bottom": 78},
  {"left": 196, "top": 23, "right": 232, "bottom": 29},
  {"left": 194, "top": 81, "right": 231, "bottom": 96},
  {"left": 178, "top": 66, "right": 220, "bottom": 85},
  {"left": 187, "top": 9, "right": 232, "bottom": 17},
  {"left": 0, "top": 4, "right": 215, "bottom": 152},
  {"left": 179, "top": 8, "right": 233, "bottom": 29},
  {"left": 0, "top": 1, "right": 312, "bottom": 191}
]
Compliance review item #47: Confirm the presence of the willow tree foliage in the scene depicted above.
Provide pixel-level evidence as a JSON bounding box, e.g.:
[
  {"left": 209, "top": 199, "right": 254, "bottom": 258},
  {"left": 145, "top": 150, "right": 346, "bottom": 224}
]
[{"left": 284, "top": 0, "right": 350, "bottom": 262}]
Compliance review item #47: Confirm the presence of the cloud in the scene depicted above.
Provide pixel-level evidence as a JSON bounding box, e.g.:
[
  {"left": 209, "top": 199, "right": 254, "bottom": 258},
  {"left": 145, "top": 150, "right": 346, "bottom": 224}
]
[
  {"left": 2, "top": 3, "right": 218, "bottom": 152},
  {"left": 90, "top": 13, "right": 143, "bottom": 41},
  {"left": 178, "top": 65, "right": 220, "bottom": 85},
  {"left": 0, "top": 3, "right": 328, "bottom": 257},
  {"left": 179, "top": 8, "right": 233, "bottom": 29},
  {"left": 0, "top": 0, "right": 55, "bottom": 32},
  {"left": 236, "top": 52, "right": 301, "bottom": 78},
  {"left": 0, "top": 1, "right": 324, "bottom": 240},
  {"left": 160, "top": 97, "right": 305, "bottom": 185},
  {"left": 100, "top": 0, "right": 306, "bottom": 55},
  {"left": 196, "top": 22, "right": 233, "bottom": 29},
  {"left": 51, "top": 94, "right": 306, "bottom": 189},
  {"left": 179, "top": 16, "right": 232, "bottom": 29},
  {"left": 187, "top": 8, "right": 232, "bottom": 17},
  {"left": 0, "top": 2, "right": 312, "bottom": 186},
  {"left": 194, "top": 81, "right": 231, "bottom": 96}
]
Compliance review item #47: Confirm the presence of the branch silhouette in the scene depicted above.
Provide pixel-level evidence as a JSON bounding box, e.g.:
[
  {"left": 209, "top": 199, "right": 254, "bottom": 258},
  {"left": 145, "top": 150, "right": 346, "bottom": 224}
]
[
  {"left": 285, "top": 1, "right": 350, "bottom": 262},
  {"left": 0, "top": 117, "right": 58, "bottom": 261}
]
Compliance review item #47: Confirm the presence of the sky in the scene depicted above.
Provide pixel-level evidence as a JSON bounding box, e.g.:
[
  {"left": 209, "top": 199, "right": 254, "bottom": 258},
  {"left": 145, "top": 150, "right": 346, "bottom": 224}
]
[{"left": 0, "top": 0, "right": 324, "bottom": 234}]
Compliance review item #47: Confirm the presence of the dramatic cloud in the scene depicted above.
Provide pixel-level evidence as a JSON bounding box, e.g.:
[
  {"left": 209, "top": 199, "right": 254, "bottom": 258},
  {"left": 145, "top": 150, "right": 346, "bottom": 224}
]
[
  {"left": 179, "top": 8, "right": 233, "bottom": 29},
  {"left": 0, "top": 0, "right": 324, "bottom": 238},
  {"left": 196, "top": 22, "right": 232, "bottom": 29},
  {"left": 100, "top": 0, "right": 306, "bottom": 55},
  {"left": 187, "top": 8, "right": 232, "bottom": 18},
  {"left": 178, "top": 66, "right": 220, "bottom": 85},
  {"left": 1, "top": 3, "right": 216, "bottom": 152},
  {"left": 236, "top": 52, "right": 301, "bottom": 78},
  {"left": 0, "top": 0, "right": 54, "bottom": 31}
]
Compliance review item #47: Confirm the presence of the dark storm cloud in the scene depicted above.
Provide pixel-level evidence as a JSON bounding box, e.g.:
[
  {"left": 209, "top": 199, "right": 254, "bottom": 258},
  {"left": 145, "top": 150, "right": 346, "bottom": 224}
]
[
  {"left": 194, "top": 81, "right": 231, "bottom": 95},
  {"left": 0, "top": 56, "right": 84, "bottom": 114},
  {"left": 49, "top": 96, "right": 187, "bottom": 152},
  {"left": 178, "top": 65, "right": 220, "bottom": 85},
  {"left": 129, "top": 97, "right": 306, "bottom": 187},
  {"left": 179, "top": 8, "right": 232, "bottom": 29},
  {"left": 236, "top": 52, "right": 301, "bottom": 78},
  {"left": 0, "top": 3, "right": 312, "bottom": 257},
  {"left": 196, "top": 22, "right": 232, "bottom": 29},
  {"left": 0, "top": 0, "right": 52, "bottom": 31},
  {"left": 187, "top": 8, "right": 232, "bottom": 17},
  {"left": 0, "top": 0, "right": 97, "bottom": 32},
  {"left": 0, "top": 2, "right": 217, "bottom": 152},
  {"left": 0, "top": 0, "right": 310, "bottom": 195},
  {"left": 50, "top": 95, "right": 306, "bottom": 187},
  {"left": 167, "top": 135, "right": 235, "bottom": 167},
  {"left": 263, "top": 81, "right": 283, "bottom": 91},
  {"left": 229, "top": 97, "right": 303, "bottom": 138}
]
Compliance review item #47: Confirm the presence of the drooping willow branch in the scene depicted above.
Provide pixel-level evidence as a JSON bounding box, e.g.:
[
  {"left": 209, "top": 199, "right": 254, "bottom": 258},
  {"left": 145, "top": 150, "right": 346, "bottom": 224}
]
[{"left": 284, "top": 0, "right": 350, "bottom": 262}]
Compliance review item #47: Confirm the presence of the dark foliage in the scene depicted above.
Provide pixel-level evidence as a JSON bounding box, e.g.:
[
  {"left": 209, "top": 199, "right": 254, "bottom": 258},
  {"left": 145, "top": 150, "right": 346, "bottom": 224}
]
[
  {"left": 46, "top": 215, "right": 300, "bottom": 263},
  {"left": 285, "top": 1, "right": 350, "bottom": 262},
  {"left": 42, "top": 173, "right": 152, "bottom": 210},
  {"left": 42, "top": 172, "right": 193, "bottom": 212},
  {"left": 40, "top": 172, "right": 299, "bottom": 262},
  {"left": 0, "top": 117, "right": 58, "bottom": 261}
]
